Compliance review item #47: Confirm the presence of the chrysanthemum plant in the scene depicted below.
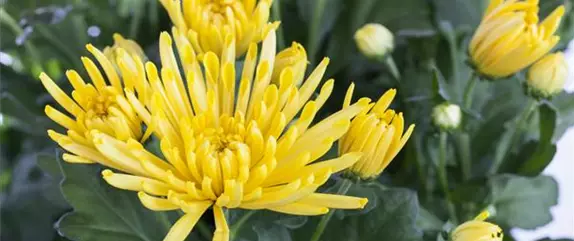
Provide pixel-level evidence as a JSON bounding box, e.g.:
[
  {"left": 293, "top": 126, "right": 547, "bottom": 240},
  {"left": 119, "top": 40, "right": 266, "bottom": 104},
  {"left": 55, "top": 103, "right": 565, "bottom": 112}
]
[{"left": 2, "top": 0, "right": 574, "bottom": 241}]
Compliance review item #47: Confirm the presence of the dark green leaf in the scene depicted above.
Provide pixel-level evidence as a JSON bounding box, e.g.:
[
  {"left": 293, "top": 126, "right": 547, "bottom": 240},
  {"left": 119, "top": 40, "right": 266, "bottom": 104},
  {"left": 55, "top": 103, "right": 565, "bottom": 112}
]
[
  {"left": 502, "top": 103, "right": 558, "bottom": 175},
  {"left": 55, "top": 156, "right": 172, "bottom": 241},
  {"left": 1, "top": 153, "right": 69, "bottom": 241},
  {"left": 230, "top": 210, "right": 307, "bottom": 241},
  {"left": 489, "top": 174, "right": 558, "bottom": 229},
  {"left": 318, "top": 184, "right": 423, "bottom": 241},
  {"left": 431, "top": 67, "right": 449, "bottom": 102}
]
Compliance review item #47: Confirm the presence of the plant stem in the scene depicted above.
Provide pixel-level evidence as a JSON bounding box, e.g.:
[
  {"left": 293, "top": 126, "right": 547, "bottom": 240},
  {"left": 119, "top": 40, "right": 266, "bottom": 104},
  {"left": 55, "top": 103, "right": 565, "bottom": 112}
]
[
  {"left": 310, "top": 178, "right": 353, "bottom": 241},
  {"left": 384, "top": 56, "right": 401, "bottom": 81},
  {"left": 307, "top": 0, "right": 327, "bottom": 66},
  {"left": 271, "top": 0, "right": 285, "bottom": 50},
  {"left": 438, "top": 132, "right": 457, "bottom": 223},
  {"left": 455, "top": 133, "right": 472, "bottom": 181},
  {"left": 463, "top": 73, "right": 478, "bottom": 109},
  {"left": 229, "top": 210, "right": 257, "bottom": 240},
  {"left": 489, "top": 99, "right": 538, "bottom": 174}
]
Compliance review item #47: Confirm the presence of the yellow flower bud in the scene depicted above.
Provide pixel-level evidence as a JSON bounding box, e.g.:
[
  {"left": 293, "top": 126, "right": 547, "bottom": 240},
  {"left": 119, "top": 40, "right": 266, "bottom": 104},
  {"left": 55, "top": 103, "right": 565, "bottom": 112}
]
[
  {"left": 451, "top": 211, "right": 503, "bottom": 241},
  {"left": 354, "top": 23, "right": 394, "bottom": 60},
  {"left": 469, "top": 1, "right": 565, "bottom": 78},
  {"left": 339, "top": 85, "right": 415, "bottom": 180},
  {"left": 272, "top": 42, "right": 308, "bottom": 86},
  {"left": 103, "top": 33, "right": 146, "bottom": 70},
  {"left": 526, "top": 52, "right": 568, "bottom": 98},
  {"left": 432, "top": 102, "right": 461, "bottom": 130}
]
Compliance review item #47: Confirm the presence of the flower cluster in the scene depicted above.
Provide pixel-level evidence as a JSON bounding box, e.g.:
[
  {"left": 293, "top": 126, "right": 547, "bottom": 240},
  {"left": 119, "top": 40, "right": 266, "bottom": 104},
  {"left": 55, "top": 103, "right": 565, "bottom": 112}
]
[{"left": 39, "top": 1, "right": 417, "bottom": 239}]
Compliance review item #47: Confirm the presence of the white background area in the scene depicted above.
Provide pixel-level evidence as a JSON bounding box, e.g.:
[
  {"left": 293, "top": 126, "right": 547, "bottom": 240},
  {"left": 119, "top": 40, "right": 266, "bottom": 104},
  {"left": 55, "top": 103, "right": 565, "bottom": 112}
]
[{"left": 511, "top": 41, "right": 574, "bottom": 241}]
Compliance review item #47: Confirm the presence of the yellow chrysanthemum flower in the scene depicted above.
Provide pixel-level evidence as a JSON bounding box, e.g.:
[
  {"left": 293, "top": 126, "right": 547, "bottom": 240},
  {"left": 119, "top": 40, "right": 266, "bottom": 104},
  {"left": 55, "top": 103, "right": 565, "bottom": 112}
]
[
  {"left": 40, "top": 43, "right": 151, "bottom": 175},
  {"left": 159, "top": 0, "right": 272, "bottom": 58},
  {"left": 526, "top": 52, "right": 568, "bottom": 98},
  {"left": 93, "top": 27, "right": 369, "bottom": 241},
  {"left": 469, "top": 0, "right": 565, "bottom": 78},
  {"left": 451, "top": 211, "right": 503, "bottom": 241},
  {"left": 103, "top": 33, "right": 147, "bottom": 70},
  {"left": 339, "top": 87, "right": 414, "bottom": 180}
]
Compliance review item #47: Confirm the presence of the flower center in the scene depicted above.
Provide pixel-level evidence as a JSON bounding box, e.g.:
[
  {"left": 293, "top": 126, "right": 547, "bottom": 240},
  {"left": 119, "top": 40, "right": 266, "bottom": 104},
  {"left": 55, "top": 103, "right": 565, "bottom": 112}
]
[{"left": 85, "top": 87, "right": 117, "bottom": 119}]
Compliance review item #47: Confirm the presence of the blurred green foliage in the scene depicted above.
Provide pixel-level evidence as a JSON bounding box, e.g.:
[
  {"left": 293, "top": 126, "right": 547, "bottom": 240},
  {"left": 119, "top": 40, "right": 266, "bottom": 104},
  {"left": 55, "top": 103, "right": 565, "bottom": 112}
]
[{"left": 1, "top": 0, "right": 574, "bottom": 241}]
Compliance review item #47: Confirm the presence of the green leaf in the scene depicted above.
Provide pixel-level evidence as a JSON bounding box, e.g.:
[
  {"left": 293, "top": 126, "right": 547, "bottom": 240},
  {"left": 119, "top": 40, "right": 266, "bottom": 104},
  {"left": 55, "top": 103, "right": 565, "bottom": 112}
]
[
  {"left": 230, "top": 210, "right": 307, "bottom": 241},
  {"left": 416, "top": 207, "right": 443, "bottom": 232},
  {"left": 318, "top": 184, "right": 423, "bottom": 241},
  {"left": 1, "top": 153, "right": 70, "bottom": 241},
  {"left": 431, "top": 67, "right": 450, "bottom": 102},
  {"left": 54, "top": 155, "right": 172, "bottom": 241},
  {"left": 551, "top": 92, "right": 574, "bottom": 142},
  {"left": 431, "top": 0, "right": 487, "bottom": 30},
  {"left": 515, "top": 103, "right": 558, "bottom": 176},
  {"left": 489, "top": 174, "right": 558, "bottom": 229}
]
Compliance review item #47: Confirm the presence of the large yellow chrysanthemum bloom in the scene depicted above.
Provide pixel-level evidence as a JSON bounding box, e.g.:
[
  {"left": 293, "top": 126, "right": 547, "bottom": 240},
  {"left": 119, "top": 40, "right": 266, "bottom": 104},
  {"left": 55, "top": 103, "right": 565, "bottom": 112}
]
[
  {"left": 41, "top": 42, "right": 150, "bottom": 175},
  {"left": 339, "top": 87, "right": 414, "bottom": 179},
  {"left": 94, "top": 26, "right": 369, "bottom": 241},
  {"left": 469, "top": 0, "right": 565, "bottom": 78},
  {"left": 451, "top": 211, "right": 503, "bottom": 241},
  {"left": 159, "top": 0, "right": 272, "bottom": 58}
]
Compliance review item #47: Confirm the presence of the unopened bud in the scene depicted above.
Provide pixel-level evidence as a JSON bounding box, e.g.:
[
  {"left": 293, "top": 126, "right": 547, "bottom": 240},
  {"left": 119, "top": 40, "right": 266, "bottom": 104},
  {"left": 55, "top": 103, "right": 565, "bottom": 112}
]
[
  {"left": 526, "top": 52, "right": 568, "bottom": 99},
  {"left": 451, "top": 211, "right": 503, "bottom": 241},
  {"left": 432, "top": 102, "right": 461, "bottom": 130},
  {"left": 354, "top": 23, "right": 394, "bottom": 60}
]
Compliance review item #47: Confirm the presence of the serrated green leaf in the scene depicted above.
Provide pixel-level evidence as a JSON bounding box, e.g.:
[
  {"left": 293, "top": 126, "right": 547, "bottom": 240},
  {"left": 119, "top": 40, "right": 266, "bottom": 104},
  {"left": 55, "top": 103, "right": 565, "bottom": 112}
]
[
  {"left": 55, "top": 156, "right": 172, "bottom": 241},
  {"left": 318, "top": 185, "right": 423, "bottom": 241},
  {"left": 489, "top": 174, "right": 558, "bottom": 229}
]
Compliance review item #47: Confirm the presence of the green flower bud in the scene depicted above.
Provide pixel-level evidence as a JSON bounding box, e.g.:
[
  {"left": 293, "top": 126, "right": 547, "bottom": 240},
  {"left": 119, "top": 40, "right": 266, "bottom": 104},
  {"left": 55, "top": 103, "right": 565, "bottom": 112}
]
[
  {"left": 432, "top": 102, "right": 461, "bottom": 130},
  {"left": 354, "top": 23, "right": 394, "bottom": 60}
]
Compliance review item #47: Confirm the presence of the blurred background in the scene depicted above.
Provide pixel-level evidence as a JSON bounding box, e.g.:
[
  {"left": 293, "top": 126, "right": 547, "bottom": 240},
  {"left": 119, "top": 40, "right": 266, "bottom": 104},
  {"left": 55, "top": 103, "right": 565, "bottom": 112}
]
[{"left": 1, "top": 0, "right": 573, "bottom": 241}]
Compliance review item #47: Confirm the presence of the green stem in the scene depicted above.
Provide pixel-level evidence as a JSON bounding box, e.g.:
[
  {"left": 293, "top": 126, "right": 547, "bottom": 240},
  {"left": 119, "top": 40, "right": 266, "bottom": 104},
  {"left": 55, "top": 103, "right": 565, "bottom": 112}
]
[
  {"left": 271, "top": 0, "right": 285, "bottom": 50},
  {"left": 463, "top": 73, "right": 478, "bottom": 109},
  {"left": 229, "top": 210, "right": 257, "bottom": 240},
  {"left": 438, "top": 132, "right": 457, "bottom": 223},
  {"left": 489, "top": 100, "right": 538, "bottom": 174},
  {"left": 455, "top": 133, "right": 472, "bottom": 181},
  {"left": 383, "top": 56, "right": 401, "bottom": 81},
  {"left": 310, "top": 178, "right": 353, "bottom": 241},
  {"left": 307, "top": 0, "right": 327, "bottom": 66}
]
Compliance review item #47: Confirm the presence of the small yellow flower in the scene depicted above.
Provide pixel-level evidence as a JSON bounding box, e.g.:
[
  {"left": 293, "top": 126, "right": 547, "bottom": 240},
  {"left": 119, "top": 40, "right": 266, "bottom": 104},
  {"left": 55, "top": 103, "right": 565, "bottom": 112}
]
[
  {"left": 339, "top": 87, "right": 415, "bottom": 180},
  {"left": 451, "top": 211, "right": 503, "bottom": 241},
  {"left": 92, "top": 27, "right": 369, "bottom": 241},
  {"left": 354, "top": 23, "right": 394, "bottom": 60},
  {"left": 271, "top": 42, "right": 308, "bottom": 86},
  {"left": 159, "top": 0, "right": 273, "bottom": 58},
  {"left": 41, "top": 43, "right": 150, "bottom": 175},
  {"left": 103, "top": 33, "right": 147, "bottom": 70},
  {"left": 527, "top": 52, "right": 568, "bottom": 98},
  {"left": 432, "top": 102, "right": 462, "bottom": 130},
  {"left": 469, "top": 0, "right": 565, "bottom": 78}
]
